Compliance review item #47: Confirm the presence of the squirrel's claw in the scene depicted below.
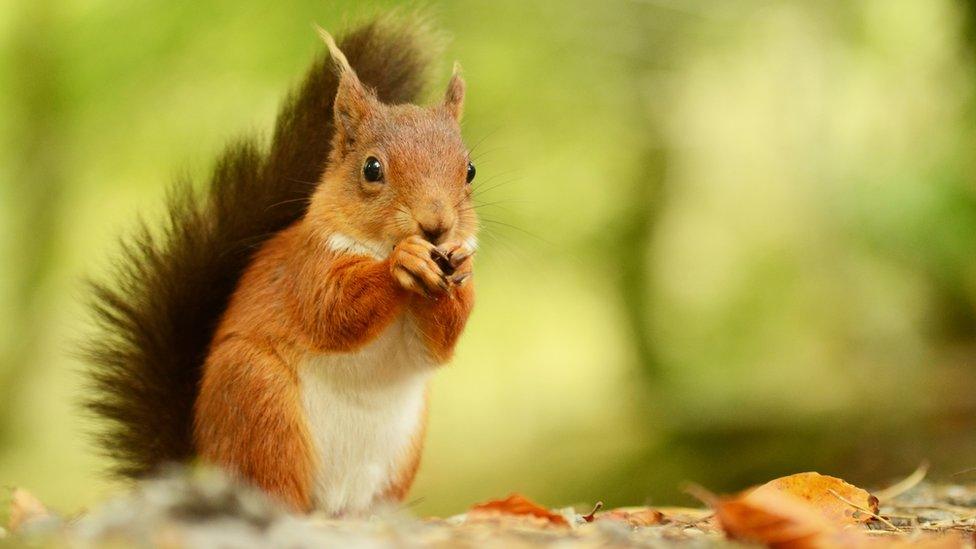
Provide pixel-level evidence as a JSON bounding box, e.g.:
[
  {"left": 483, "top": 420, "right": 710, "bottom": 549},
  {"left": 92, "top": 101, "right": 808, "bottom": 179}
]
[
  {"left": 430, "top": 247, "right": 450, "bottom": 262},
  {"left": 430, "top": 248, "right": 455, "bottom": 276},
  {"left": 449, "top": 271, "right": 472, "bottom": 287},
  {"left": 448, "top": 249, "right": 474, "bottom": 268}
]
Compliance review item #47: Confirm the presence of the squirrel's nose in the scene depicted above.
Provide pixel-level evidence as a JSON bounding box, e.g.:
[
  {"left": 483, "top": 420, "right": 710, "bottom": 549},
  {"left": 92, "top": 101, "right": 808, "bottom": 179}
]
[
  {"left": 420, "top": 221, "right": 450, "bottom": 244},
  {"left": 416, "top": 200, "right": 455, "bottom": 244}
]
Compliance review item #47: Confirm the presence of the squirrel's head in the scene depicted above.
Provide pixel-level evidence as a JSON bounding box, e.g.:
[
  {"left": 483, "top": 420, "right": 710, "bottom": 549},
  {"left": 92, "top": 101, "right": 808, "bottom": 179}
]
[{"left": 307, "top": 28, "right": 477, "bottom": 256}]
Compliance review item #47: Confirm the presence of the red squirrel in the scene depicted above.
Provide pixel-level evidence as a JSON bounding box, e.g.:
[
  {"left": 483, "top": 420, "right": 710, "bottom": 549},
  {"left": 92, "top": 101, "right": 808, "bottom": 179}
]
[{"left": 85, "top": 18, "right": 477, "bottom": 515}]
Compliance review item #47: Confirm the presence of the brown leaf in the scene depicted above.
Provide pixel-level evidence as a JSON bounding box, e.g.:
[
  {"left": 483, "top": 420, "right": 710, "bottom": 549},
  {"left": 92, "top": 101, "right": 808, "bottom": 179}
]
[
  {"left": 714, "top": 488, "right": 865, "bottom": 549},
  {"left": 8, "top": 488, "right": 49, "bottom": 533},
  {"left": 752, "top": 472, "right": 879, "bottom": 525},
  {"left": 597, "top": 507, "right": 665, "bottom": 527},
  {"left": 469, "top": 493, "right": 568, "bottom": 526}
]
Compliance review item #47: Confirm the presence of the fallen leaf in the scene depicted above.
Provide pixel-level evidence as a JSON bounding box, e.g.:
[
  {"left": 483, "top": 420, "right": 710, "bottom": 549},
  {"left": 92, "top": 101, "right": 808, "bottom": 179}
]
[
  {"left": 469, "top": 493, "right": 568, "bottom": 526},
  {"left": 752, "top": 472, "right": 879, "bottom": 525},
  {"left": 597, "top": 507, "right": 665, "bottom": 527},
  {"left": 8, "top": 488, "right": 49, "bottom": 533},
  {"left": 714, "top": 487, "right": 869, "bottom": 549}
]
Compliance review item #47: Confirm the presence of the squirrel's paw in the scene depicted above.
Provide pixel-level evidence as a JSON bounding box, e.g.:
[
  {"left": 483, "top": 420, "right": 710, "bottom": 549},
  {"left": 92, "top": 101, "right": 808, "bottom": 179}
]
[
  {"left": 438, "top": 241, "right": 475, "bottom": 287},
  {"left": 391, "top": 236, "right": 450, "bottom": 298}
]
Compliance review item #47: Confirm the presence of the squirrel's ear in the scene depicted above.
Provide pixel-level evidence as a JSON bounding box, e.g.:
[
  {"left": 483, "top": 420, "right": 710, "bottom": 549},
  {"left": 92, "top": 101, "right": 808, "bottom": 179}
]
[
  {"left": 442, "top": 61, "right": 466, "bottom": 121},
  {"left": 315, "top": 25, "right": 373, "bottom": 139}
]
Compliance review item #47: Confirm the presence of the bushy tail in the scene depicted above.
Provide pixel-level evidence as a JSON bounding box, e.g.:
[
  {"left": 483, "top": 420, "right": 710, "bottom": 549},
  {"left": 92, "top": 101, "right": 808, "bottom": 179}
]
[{"left": 84, "top": 16, "right": 440, "bottom": 478}]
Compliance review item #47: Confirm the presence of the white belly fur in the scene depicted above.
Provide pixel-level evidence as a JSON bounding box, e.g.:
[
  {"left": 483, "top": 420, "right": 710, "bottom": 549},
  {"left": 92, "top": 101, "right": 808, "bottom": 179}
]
[{"left": 299, "top": 315, "right": 435, "bottom": 515}]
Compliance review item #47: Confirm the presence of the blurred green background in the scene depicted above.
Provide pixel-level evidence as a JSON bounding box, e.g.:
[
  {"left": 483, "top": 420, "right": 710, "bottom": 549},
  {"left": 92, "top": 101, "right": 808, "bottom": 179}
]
[{"left": 3, "top": 0, "right": 976, "bottom": 516}]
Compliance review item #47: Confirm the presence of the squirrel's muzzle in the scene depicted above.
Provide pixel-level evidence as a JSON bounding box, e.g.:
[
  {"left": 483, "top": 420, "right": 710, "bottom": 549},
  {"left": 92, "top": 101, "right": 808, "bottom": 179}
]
[{"left": 415, "top": 201, "right": 456, "bottom": 244}]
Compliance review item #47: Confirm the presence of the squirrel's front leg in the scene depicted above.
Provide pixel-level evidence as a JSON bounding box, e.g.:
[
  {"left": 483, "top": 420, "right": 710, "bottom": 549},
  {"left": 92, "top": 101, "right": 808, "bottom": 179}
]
[
  {"left": 290, "top": 245, "right": 402, "bottom": 352},
  {"left": 291, "top": 235, "right": 462, "bottom": 352},
  {"left": 406, "top": 239, "right": 475, "bottom": 363}
]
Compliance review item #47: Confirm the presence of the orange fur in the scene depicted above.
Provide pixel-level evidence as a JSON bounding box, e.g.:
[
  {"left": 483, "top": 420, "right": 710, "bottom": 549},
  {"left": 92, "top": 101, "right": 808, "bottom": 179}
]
[
  {"left": 194, "top": 336, "right": 314, "bottom": 511},
  {"left": 193, "top": 34, "right": 477, "bottom": 514},
  {"left": 285, "top": 231, "right": 405, "bottom": 352},
  {"left": 410, "top": 277, "right": 475, "bottom": 363}
]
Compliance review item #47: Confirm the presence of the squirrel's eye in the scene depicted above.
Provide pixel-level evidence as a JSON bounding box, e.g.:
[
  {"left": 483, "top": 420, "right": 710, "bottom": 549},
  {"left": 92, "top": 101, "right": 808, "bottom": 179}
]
[
  {"left": 363, "top": 157, "right": 383, "bottom": 182},
  {"left": 466, "top": 161, "right": 476, "bottom": 184}
]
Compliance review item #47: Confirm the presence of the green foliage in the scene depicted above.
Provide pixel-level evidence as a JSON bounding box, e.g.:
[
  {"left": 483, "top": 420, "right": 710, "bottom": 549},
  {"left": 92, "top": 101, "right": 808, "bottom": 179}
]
[{"left": 1, "top": 0, "right": 975, "bottom": 514}]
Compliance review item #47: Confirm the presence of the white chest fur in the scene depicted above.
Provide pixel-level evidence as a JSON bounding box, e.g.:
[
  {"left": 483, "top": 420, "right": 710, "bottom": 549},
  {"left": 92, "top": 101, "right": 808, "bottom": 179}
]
[{"left": 299, "top": 315, "right": 435, "bottom": 515}]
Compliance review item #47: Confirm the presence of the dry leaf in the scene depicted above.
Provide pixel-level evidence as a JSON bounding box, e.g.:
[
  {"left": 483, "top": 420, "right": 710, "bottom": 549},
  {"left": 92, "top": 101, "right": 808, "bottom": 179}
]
[
  {"left": 469, "top": 493, "right": 568, "bottom": 526},
  {"left": 714, "top": 488, "right": 868, "bottom": 549},
  {"left": 597, "top": 507, "right": 665, "bottom": 527},
  {"left": 752, "top": 472, "right": 879, "bottom": 525},
  {"left": 8, "top": 488, "right": 49, "bottom": 533}
]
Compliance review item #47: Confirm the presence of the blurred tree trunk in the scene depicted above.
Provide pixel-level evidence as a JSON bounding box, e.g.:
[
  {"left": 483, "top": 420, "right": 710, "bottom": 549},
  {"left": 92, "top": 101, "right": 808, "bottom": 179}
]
[
  {"left": 0, "top": 1, "right": 67, "bottom": 448},
  {"left": 617, "top": 142, "right": 666, "bottom": 384},
  {"left": 607, "top": 2, "right": 693, "bottom": 386},
  {"left": 961, "top": 0, "right": 976, "bottom": 47},
  {"left": 928, "top": 0, "right": 976, "bottom": 343},
  {"left": 916, "top": 0, "right": 976, "bottom": 343}
]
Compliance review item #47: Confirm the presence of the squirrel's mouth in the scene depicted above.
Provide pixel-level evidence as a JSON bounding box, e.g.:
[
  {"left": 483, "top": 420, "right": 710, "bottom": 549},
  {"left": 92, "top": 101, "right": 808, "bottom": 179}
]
[{"left": 421, "top": 228, "right": 448, "bottom": 245}]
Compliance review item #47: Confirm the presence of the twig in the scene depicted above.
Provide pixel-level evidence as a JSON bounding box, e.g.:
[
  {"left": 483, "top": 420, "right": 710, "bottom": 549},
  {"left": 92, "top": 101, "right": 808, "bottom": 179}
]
[
  {"left": 875, "top": 462, "right": 929, "bottom": 502},
  {"left": 828, "top": 489, "right": 900, "bottom": 532},
  {"left": 894, "top": 503, "right": 976, "bottom": 516},
  {"left": 882, "top": 512, "right": 920, "bottom": 520},
  {"left": 581, "top": 501, "right": 604, "bottom": 523},
  {"left": 950, "top": 467, "right": 976, "bottom": 478},
  {"left": 682, "top": 483, "right": 719, "bottom": 507}
]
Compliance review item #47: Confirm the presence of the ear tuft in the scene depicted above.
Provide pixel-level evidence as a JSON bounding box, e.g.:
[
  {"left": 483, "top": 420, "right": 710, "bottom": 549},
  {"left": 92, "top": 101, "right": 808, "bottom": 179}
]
[
  {"left": 443, "top": 61, "right": 466, "bottom": 121},
  {"left": 314, "top": 23, "right": 373, "bottom": 141},
  {"left": 314, "top": 24, "right": 353, "bottom": 76}
]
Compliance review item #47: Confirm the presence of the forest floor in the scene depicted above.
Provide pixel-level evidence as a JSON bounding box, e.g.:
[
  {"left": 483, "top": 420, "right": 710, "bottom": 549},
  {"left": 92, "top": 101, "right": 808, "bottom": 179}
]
[{"left": 4, "top": 467, "right": 976, "bottom": 547}]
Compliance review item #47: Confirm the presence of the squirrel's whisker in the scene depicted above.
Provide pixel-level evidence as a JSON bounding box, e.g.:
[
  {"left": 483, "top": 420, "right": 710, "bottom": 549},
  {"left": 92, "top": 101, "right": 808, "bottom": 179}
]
[
  {"left": 479, "top": 217, "right": 551, "bottom": 246},
  {"left": 466, "top": 126, "right": 502, "bottom": 156},
  {"left": 284, "top": 176, "right": 321, "bottom": 187},
  {"left": 469, "top": 174, "right": 522, "bottom": 200},
  {"left": 265, "top": 197, "right": 311, "bottom": 211}
]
